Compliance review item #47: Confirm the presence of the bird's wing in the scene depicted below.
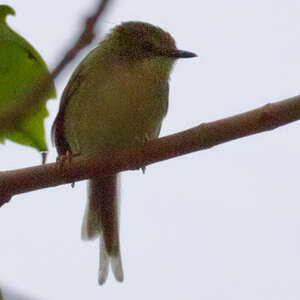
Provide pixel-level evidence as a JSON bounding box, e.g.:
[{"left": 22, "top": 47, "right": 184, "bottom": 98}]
[
  {"left": 51, "top": 51, "right": 95, "bottom": 154},
  {"left": 51, "top": 73, "right": 82, "bottom": 154}
]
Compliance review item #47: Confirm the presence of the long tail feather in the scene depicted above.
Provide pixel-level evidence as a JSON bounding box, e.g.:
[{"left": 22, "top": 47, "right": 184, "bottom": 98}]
[
  {"left": 82, "top": 174, "right": 123, "bottom": 284},
  {"left": 98, "top": 234, "right": 109, "bottom": 285}
]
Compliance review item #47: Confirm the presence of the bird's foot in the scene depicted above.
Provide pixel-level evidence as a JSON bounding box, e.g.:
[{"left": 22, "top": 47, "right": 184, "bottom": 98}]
[
  {"left": 57, "top": 150, "right": 71, "bottom": 168},
  {"left": 56, "top": 151, "right": 81, "bottom": 187}
]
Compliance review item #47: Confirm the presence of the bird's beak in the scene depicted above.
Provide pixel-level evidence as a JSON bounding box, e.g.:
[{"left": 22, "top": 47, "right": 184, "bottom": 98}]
[{"left": 167, "top": 49, "right": 197, "bottom": 59}]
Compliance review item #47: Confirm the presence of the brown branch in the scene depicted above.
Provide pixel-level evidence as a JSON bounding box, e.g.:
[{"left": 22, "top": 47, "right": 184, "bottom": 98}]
[
  {"left": 52, "top": 0, "right": 111, "bottom": 78},
  {"left": 0, "top": 94, "right": 300, "bottom": 205}
]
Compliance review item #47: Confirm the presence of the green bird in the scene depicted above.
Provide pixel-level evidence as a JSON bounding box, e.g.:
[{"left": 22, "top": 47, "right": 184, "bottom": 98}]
[{"left": 52, "top": 21, "right": 196, "bottom": 284}]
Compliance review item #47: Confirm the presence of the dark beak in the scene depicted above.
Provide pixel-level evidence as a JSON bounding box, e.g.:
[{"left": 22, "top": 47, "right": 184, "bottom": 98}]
[{"left": 168, "top": 49, "right": 197, "bottom": 59}]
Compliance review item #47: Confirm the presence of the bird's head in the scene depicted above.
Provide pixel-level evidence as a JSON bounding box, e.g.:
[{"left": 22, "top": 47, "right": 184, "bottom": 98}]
[{"left": 105, "top": 21, "right": 197, "bottom": 62}]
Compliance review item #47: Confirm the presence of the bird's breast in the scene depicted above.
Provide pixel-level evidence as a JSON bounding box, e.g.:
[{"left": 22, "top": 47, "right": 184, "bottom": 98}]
[{"left": 63, "top": 64, "right": 168, "bottom": 154}]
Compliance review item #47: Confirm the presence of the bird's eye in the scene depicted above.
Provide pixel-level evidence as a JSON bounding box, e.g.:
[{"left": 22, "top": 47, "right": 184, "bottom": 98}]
[{"left": 142, "top": 41, "right": 153, "bottom": 51}]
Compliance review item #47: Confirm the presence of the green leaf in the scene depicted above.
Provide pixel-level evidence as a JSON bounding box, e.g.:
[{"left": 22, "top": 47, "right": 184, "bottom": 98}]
[
  {"left": 0, "top": 5, "right": 56, "bottom": 152},
  {"left": 4, "top": 103, "right": 49, "bottom": 151}
]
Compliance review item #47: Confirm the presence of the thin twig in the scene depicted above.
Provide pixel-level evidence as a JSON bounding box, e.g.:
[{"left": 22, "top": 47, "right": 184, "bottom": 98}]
[
  {"left": 0, "top": 94, "right": 300, "bottom": 205},
  {"left": 52, "top": 0, "right": 111, "bottom": 78}
]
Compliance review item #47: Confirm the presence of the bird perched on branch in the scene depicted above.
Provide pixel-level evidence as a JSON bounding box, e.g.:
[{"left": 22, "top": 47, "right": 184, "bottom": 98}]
[{"left": 52, "top": 21, "right": 196, "bottom": 285}]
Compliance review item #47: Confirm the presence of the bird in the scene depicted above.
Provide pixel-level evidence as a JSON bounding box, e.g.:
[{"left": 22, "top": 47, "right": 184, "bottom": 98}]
[{"left": 52, "top": 21, "right": 196, "bottom": 285}]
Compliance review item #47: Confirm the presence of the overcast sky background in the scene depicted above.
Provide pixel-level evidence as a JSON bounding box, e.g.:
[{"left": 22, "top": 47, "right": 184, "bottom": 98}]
[{"left": 1, "top": 0, "right": 300, "bottom": 299}]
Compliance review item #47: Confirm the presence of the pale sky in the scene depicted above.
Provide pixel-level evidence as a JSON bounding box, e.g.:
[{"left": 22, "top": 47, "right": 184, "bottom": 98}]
[{"left": 1, "top": 1, "right": 300, "bottom": 299}]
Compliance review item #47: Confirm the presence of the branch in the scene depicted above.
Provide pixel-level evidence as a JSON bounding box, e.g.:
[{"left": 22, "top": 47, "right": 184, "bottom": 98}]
[
  {"left": 0, "top": 94, "right": 300, "bottom": 205},
  {"left": 52, "top": 0, "right": 111, "bottom": 78}
]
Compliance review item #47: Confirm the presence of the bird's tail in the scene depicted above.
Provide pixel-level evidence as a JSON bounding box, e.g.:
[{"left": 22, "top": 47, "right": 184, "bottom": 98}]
[{"left": 81, "top": 174, "right": 123, "bottom": 285}]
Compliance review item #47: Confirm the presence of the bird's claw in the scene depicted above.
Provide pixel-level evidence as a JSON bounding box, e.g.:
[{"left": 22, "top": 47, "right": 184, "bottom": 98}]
[{"left": 56, "top": 151, "right": 81, "bottom": 187}]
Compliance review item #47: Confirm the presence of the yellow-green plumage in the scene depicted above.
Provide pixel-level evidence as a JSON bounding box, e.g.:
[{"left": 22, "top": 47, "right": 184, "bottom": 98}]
[
  {"left": 64, "top": 51, "right": 171, "bottom": 153},
  {"left": 52, "top": 21, "right": 196, "bottom": 285}
]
